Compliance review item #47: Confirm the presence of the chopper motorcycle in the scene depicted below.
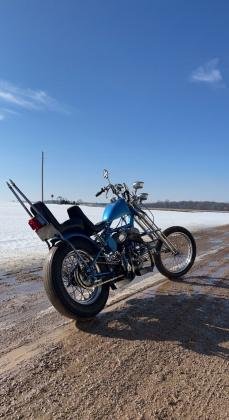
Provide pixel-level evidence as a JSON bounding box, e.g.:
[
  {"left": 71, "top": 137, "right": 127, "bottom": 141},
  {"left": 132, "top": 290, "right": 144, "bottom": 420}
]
[{"left": 7, "top": 170, "right": 196, "bottom": 319}]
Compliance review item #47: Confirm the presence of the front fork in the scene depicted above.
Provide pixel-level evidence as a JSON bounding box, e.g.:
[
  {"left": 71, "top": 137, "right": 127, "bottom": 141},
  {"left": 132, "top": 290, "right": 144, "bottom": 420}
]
[{"left": 134, "top": 211, "right": 178, "bottom": 254}]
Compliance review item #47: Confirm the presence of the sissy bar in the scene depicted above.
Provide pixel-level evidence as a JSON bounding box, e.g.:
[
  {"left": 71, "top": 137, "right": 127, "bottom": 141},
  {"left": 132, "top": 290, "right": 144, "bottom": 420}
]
[
  {"left": 6, "top": 180, "right": 33, "bottom": 217},
  {"left": 7, "top": 180, "right": 47, "bottom": 225},
  {"left": 6, "top": 179, "right": 86, "bottom": 259}
]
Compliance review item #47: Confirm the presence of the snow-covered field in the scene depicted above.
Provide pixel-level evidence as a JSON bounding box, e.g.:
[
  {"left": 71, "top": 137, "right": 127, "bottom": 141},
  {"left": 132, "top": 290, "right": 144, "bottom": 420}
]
[{"left": 0, "top": 202, "right": 228, "bottom": 266}]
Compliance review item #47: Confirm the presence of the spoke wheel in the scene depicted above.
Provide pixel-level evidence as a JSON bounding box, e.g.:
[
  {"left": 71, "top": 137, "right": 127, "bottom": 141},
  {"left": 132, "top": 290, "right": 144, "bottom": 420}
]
[
  {"left": 154, "top": 226, "right": 196, "bottom": 279},
  {"left": 43, "top": 238, "right": 110, "bottom": 320},
  {"left": 62, "top": 250, "right": 102, "bottom": 305}
]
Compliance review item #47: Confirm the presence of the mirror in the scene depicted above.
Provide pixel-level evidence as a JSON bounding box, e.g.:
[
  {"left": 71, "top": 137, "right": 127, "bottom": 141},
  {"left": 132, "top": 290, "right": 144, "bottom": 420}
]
[
  {"left": 133, "top": 181, "right": 144, "bottom": 190},
  {"left": 103, "top": 169, "right": 109, "bottom": 179}
]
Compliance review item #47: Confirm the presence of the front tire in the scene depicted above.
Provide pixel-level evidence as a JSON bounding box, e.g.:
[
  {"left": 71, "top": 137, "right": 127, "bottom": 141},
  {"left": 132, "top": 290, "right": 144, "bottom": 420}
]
[
  {"left": 154, "top": 226, "right": 196, "bottom": 279},
  {"left": 43, "top": 238, "right": 109, "bottom": 320}
]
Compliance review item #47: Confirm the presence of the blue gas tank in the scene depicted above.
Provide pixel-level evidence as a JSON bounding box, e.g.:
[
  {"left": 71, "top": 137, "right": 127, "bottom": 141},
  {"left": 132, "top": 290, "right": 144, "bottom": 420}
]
[{"left": 102, "top": 198, "right": 131, "bottom": 223}]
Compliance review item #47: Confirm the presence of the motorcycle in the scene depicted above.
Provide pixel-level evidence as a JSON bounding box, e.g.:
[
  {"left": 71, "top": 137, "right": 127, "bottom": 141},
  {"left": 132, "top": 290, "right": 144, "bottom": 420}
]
[{"left": 7, "top": 170, "right": 196, "bottom": 319}]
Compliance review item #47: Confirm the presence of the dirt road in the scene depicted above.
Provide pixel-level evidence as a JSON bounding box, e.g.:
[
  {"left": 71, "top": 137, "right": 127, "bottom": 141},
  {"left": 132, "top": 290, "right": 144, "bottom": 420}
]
[{"left": 0, "top": 226, "right": 228, "bottom": 419}]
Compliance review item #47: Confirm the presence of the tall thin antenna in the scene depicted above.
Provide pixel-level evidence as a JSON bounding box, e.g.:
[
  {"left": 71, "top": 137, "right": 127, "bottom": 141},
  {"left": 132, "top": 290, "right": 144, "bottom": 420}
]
[{"left": 41, "top": 151, "right": 44, "bottom": 202}]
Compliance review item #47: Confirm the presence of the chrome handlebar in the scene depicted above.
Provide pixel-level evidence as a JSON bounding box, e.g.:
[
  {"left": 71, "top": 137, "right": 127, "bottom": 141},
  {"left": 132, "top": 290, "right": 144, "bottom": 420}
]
[{"left": 96, "top": 182, "right": 148, "bottom": 205}]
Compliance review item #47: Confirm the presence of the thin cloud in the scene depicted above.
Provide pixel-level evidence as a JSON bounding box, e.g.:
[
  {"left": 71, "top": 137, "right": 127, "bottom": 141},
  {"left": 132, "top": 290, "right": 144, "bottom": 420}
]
[
  {"left": 0, "top": 107, "right": 20, "bottom": 121},
  {"left": 0, "top": 107, "right": 20, "bottom": 115},
  {"left": 190, "top": 58, "right": 223, "bottom": 85},
  {"left": 0, "top": 80, "right": 69, "bottom": 120}
]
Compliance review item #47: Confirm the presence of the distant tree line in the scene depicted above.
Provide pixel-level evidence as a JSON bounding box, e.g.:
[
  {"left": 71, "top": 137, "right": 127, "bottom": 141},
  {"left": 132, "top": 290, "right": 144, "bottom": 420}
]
[
  {"left": 46, "top": 196, "right": 229, "bottom": 211},
  {"left": 46, "top": 195, "right": 84, "bottom": 205},
  {"left": 46, "top": 198, "right": 82, "bottom": 205},
  {"left": 58, "top": 199, "right": 81, "bottom": 205},
  {"left": 145, "top": 201, "right": 229, "bottom": 211}
]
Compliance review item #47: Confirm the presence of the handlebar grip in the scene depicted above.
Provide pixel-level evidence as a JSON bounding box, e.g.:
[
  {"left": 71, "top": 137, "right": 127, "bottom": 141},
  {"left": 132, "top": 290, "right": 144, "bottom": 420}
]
[{"left": 95, "top": 189, "right": 103, "bottom": 197}]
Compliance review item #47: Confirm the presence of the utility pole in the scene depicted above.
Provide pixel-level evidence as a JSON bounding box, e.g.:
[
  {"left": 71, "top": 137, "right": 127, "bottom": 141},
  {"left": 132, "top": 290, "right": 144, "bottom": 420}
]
[{"left": 41, "top": 151, "right": 44, "bottom": 202}]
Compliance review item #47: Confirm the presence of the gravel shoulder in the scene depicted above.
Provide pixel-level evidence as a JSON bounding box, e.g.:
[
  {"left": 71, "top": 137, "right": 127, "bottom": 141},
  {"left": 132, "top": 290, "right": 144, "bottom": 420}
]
[{"left": 0, "top": 225, "right": 229, "bottom": 419}]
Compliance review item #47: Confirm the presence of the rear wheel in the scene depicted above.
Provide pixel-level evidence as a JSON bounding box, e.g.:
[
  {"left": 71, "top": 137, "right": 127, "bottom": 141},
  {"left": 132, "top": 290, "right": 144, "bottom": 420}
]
[
  {"left": 154, "top": 226, "right": 196, "bottom": 279},
  {"left": 43, "top": 238, "right": 109, "bottom": 319}
]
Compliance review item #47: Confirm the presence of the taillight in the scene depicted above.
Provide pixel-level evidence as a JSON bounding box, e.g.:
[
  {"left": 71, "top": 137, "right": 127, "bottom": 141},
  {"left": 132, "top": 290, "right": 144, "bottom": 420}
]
[{"left": 28, "top": 217, "right": 44, "bottom": 231}]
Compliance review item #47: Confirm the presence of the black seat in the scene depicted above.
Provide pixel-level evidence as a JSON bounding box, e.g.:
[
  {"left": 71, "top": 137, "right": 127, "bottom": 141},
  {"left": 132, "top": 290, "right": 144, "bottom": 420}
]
[
  {"left": 67, "top": 205, "right": 95, "bottom": 235},
  {"left": 67, "top": 205, "right": 106, "bottom": 235},
  {"left": 60, "top": 218, "right": 84, "bottom": 233},
  {"left": 31, "top": 202, "right": 106, "bottom": 236}
]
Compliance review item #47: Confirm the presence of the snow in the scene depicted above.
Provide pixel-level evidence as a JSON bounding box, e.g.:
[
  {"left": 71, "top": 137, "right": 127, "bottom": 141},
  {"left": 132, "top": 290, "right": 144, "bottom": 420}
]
[{"left": 0, "top": 201, "right": 228, "bottom": 267}]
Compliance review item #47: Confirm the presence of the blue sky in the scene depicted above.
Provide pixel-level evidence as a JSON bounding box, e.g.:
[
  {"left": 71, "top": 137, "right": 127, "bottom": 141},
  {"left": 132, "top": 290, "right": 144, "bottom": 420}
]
[{"left": 0, "top": 0, "right": 228, "bottom": 202}]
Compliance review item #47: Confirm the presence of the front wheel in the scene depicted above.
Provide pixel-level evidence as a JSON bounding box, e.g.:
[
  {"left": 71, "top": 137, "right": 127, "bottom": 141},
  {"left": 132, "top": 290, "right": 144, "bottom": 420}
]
[{"left": 154, "top": 226, "right": 196, "bottom": 279}]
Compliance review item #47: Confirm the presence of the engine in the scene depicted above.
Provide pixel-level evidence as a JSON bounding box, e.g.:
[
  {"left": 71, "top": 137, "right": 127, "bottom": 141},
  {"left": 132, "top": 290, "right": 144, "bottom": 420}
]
[{"left": 106, "top": 228, "right": 153, "bottom": 281}]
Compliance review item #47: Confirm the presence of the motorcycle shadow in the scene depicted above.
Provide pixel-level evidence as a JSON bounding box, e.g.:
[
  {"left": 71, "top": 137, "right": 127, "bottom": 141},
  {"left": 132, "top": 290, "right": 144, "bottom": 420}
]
[{"left": 76, "top": 279, "right": 229, "bottom": 359}]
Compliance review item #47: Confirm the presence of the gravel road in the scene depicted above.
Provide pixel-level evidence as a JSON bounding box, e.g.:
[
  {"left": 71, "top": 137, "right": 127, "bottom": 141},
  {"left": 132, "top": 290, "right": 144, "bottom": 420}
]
[{"left": 0, "top": 225, "right": 228, "bottom": 419}]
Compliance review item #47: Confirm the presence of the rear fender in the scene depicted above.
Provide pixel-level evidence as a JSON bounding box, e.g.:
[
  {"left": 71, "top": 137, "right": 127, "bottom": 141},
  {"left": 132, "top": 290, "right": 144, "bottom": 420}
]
[{"left": 53, "top": 231, "right": 98, "bottom": 250}]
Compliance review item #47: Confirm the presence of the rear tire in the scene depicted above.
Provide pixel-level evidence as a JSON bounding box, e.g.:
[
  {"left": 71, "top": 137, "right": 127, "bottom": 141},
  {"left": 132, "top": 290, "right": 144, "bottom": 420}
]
[
  {"left": 154, "top": 226, "right": 196, "bottom": 279},
  {"left": 43, "top": 238, "right": 109, "bottom": 320}
]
